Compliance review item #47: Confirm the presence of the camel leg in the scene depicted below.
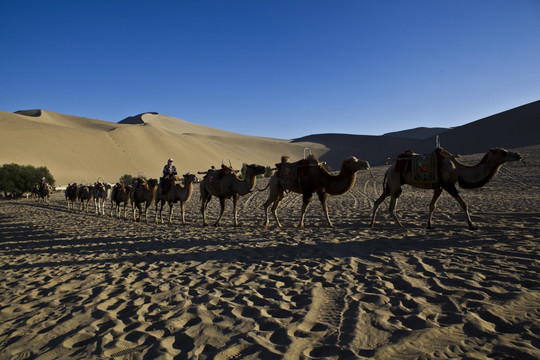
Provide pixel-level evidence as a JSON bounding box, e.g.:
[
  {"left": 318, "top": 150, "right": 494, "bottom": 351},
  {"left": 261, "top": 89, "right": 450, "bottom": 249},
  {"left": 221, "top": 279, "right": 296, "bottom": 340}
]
[
  {"left": 201, "top": 195, "right": 211, "bottom": 226},
  {"left": 180, "top": 202, "right": 186, "bottom": 225},
  {"left": 168, "top": 202, "right": 174, "bottom": 225},
  {"left": 263, "top": 194, "right": 279, "bottom": 228},
  {"left": 388, "top": 196, "right": 405, "bottom": 228},
  {"left": 232, "top": 194, "right": 240, "bottom": 227},
  {"left": 272, "top": 192, "right": 285, "bottom": 229},
  {"left": 215, "top": 197, "right": 226, "bottom": 226},
  {"left": 299, "top": 192, "right": 313, "bottom": 229},
  {"left": 156, "top": 201, "right": 162, "bottom": 224},
  {"left": 317, "top": 191, "right": 334, "bottom": 228},
  {"left": 427, "top": 188, "right": 444, "bottom": 229},
  {"left": 263, "top": 181, "right": 279, "bottom": 228},
  {"left": 271, "top": 191, "right": 285, "bottom": 228},
  {"left": 263, "top": 188, "right": 284, "bottom": 228},
  {"left": 136, "top": 203, "right": 142, "bottom": 222},
  {"left": 445, "top": 184, "right": 477, "bottom": 230},
  {"left": 262, "top": 197, "right": 272, "bottom": 228},
  {"left": 144, "top": 202, "right": 150, "bottom": 224},
  {"left": 369, "top": 192, "right": 388, "bottom": 227}
]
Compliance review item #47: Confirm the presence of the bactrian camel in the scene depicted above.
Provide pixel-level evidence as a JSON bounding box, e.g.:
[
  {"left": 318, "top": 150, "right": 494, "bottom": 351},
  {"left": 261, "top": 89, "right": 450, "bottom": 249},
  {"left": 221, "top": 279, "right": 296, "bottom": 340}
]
[
  {"left": 110, "top": 183, "right": 132, "bottom": 219},
  {"left": 155, "top": 173, "right": 196, "bottom": 225},
  {"left": 263, "top": 155, "right": 370, "bottom": 228},
  {"left": 37, "top": 184, "right": 52, "bottom": 205},
  {"left": 78, "top": 184, "right": 93, "bottom": 212},
  {"left": 200, "top": 164, "right": 266, "bottom": 226},
  {"left": 130, "top": 178, "right": 158, "bottom": 223},
  {"left": 65, "top": 183, "right": 78, "bottom": 210},
  {"left": 370, "top": 147, "right": 523, "bottom": 230},
  {"left": 93, "top": 181, "right": 110, "bottom": 216}
]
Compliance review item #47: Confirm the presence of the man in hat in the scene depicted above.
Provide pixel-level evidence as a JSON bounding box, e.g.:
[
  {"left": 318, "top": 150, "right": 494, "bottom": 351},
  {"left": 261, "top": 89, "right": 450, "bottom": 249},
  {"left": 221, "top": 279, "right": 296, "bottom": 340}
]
[
  {"left": 161, "top": 158, "right": 177, "bottom": 194},
  {"left": 39, "top": 177, "right": 48, "bottom": 192}
]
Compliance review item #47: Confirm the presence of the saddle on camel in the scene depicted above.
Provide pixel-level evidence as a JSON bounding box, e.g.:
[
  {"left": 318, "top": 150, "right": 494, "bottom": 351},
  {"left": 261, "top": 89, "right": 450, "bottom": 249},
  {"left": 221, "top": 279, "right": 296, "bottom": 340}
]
[
  {"left": 275, "top": 151, "right": 323, "bottom": 191},
  {"left": 161, "top": 175, "right": 177, "bottom": 194},
  {"left": 200, "top": 160, "right": 236, "bottom": 190},
  {"left": 393, "top": 148, "right": 445, "bottom": 188}
]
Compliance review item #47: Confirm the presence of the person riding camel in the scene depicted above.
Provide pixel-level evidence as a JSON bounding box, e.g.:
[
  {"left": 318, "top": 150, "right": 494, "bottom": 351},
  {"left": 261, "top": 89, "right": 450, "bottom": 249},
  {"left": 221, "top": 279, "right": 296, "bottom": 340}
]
[
  {"left": 161, "top": 158, "right": 177, "bottom": 194},
  {"left": 39, "top": 177, "right": 48, "bottom": 192}
]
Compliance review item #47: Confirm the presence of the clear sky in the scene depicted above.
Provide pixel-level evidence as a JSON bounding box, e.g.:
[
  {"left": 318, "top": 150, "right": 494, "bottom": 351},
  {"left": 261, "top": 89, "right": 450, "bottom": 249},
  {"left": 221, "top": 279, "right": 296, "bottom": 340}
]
[{"left": 1, "top": 1, "right": 539, "bottom": 139}]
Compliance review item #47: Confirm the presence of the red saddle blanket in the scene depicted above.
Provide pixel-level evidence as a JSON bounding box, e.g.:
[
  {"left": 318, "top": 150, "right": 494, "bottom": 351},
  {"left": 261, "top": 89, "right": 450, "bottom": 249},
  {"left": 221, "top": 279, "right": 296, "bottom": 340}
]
[{"left": 395, "top": 149, "right": 444, "bottom": 188}]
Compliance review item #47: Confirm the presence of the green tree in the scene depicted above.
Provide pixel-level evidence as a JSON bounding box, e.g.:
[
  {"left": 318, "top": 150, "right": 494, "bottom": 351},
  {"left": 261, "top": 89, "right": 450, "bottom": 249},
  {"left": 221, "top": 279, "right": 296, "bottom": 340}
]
[
  {"left": 119, "top": 174, "right": 135, "bottom": 185},
  {"left": 0, "top": 163, "right": 55, "bottom": 198}
]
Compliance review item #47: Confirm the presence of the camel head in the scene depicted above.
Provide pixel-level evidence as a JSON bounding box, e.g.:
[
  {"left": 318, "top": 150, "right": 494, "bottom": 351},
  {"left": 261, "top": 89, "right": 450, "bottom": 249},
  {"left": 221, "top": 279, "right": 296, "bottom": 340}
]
[
  {"left": 246, "top": 164, "right": 266, "bottom": 177},
  {"left": 487, "top": 148, "right": 522, "bottom": 164},
  {"left": 343, "top": 156, "right": 370, "bottom": 172},
  {"left": 183, "top": 173, "right": 196, "bottom": 183}
]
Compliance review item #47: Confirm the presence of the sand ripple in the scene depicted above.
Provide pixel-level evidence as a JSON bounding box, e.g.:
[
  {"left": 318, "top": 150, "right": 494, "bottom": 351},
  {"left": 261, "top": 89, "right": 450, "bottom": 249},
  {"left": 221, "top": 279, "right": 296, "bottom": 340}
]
[{"left": 1, "top": 146, "right": 539, "bottom": 359}]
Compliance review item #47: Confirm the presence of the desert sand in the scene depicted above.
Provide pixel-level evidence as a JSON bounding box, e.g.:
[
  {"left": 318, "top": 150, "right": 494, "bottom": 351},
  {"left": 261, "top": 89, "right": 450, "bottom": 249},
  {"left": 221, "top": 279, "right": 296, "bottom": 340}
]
[{"left": 0, "top": 145, "right": 538, "bottom": 359}]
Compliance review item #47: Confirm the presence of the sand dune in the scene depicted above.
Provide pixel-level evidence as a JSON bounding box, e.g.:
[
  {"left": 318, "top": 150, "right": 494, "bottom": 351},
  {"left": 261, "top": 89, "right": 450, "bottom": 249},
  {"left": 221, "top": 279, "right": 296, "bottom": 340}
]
[
  {"left": 294, "top": 100, "right": 540, "bottom": 167},
  {"left": 0, "top": 110, "right": 327, "bottom": 186},
  {"left": 0, "top": 145, "right": 538, "bottom": 359},
  {"left": 1, "top": 100, "right": 538, "bottom": 186}
]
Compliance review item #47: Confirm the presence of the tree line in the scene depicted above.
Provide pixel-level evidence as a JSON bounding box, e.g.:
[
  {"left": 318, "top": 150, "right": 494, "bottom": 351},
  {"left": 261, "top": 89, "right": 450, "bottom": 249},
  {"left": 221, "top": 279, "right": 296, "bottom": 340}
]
[{"left": 0, "top": 163, "right": 55, "bottom": 199}]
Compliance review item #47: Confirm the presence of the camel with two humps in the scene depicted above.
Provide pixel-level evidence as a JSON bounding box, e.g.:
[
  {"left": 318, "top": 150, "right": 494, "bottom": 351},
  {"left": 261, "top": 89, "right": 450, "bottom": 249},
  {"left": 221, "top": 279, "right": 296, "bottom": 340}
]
[
  {"left": 130, "top": 178, "right": 158, "bottom": 223},
  {"left": 37, "top": 184, "right": 52, "bottom": 205},
  {"left": 200, "top": 164, "right": 266, "bottom": 226},
  {"left": 110, "top": 183, "right": 132, "bottom": 219},
  {"left": 370, "top": 147, "right": 523, "bottom": 230},
  {"left": 93, "top": 181, "right": 111, "bottom": 215},
  {"left": 78, "top": 184, "right": 94, "bottom": 212},
  {"left": 263, "top": 154, "right": 370, "bottom": 228},
  {"left": 65, "top": 183, "right": 78, "bottom": 210},
  {"left": 155, "top": 173, "right": 196, "bottom": 225}
]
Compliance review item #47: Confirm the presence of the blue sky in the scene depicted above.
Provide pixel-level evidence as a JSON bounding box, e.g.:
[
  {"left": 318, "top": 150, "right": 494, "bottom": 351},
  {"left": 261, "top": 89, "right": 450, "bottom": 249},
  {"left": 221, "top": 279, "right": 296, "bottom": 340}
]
[{"left": 1, "top": 1, "right": 539, "bottom": 139}]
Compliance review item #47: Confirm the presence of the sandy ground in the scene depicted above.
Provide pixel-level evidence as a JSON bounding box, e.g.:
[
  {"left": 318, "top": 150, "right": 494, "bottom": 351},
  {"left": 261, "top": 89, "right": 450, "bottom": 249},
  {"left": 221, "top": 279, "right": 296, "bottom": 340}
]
[{"left": 0, "top": 146, "right": 538, "bottom": 360}]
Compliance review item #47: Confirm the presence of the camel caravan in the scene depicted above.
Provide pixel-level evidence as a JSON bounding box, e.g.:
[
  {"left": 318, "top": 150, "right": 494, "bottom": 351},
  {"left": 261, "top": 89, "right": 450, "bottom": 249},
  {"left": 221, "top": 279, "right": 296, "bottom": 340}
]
[{"left": 56, "top": 145, "right": 523, "bottom": 229}]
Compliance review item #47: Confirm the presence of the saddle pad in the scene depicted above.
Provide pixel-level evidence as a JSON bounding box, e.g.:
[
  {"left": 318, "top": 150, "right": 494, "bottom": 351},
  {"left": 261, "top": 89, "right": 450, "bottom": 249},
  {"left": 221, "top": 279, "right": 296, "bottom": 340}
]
[
  {"left": 411, "top": 152, "right": 438, "bottom": 187},
  {"left": 278, "top": 163, "right": 298, "bottom": 186}
]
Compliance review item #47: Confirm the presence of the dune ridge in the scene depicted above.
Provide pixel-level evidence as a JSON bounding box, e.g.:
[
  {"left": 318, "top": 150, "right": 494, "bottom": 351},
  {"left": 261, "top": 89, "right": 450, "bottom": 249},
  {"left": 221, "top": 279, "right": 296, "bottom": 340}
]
[{"left": 1, "top": 100, "right": 539, "bottom": 187}]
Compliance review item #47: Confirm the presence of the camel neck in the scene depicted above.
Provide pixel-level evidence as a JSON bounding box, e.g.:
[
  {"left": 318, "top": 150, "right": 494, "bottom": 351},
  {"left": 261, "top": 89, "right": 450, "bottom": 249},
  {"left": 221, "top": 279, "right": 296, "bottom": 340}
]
[
  {"left": 452, "top": 155, "right": 504, "bottom": 189},
  {"left": 323, "top": 165, "right": 356, "bottom": 195}
]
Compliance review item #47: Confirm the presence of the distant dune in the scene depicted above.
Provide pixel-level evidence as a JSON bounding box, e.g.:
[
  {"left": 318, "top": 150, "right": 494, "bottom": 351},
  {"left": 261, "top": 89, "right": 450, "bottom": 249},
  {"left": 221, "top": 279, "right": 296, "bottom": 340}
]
[
  {"left": 382, "top": 127, "right": 449, "bottom": 139},
  {"left": 295, "top": 100, "right": 540, "bottom": 166},
  {"left": 1, "top": 100, "right": 539, "bottom": 185}
]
